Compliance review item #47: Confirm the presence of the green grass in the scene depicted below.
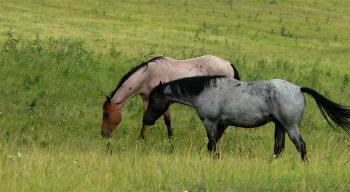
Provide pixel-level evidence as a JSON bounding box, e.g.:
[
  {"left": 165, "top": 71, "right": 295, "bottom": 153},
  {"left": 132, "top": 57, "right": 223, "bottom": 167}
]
[{"left": 0, "top": 0, "right": 350, "bottom": 191}]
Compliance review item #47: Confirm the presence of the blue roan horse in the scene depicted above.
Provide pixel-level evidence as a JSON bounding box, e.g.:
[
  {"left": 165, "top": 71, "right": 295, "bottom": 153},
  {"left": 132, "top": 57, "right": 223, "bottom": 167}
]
[{"left": 143, "top": 76, "right": 350, "bottom": 161}]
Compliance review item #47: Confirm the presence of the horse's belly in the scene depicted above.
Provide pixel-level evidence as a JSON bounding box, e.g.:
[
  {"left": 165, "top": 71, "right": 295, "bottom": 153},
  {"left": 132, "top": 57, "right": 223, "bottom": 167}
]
[{"left": 221, "top": 108, "right": 272, "bottom": 128}]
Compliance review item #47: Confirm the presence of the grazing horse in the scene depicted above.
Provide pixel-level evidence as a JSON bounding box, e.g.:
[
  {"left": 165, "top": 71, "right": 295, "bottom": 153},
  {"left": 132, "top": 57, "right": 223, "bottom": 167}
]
[
  {"left": 143, "top": 76, "right": 350, "bottom": 161},
  {"left": 101, "top": 55, "right": 240, "bottom": 138}
]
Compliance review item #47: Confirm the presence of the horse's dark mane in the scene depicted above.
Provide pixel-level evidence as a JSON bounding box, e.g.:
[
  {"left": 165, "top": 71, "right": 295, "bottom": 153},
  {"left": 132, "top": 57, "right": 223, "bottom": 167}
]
[
  {"left": 158, "top": 75, "right": 226, "bottom": 97},
  {"left": 108, "top": 56, "right": 165, "bottom": 98}
]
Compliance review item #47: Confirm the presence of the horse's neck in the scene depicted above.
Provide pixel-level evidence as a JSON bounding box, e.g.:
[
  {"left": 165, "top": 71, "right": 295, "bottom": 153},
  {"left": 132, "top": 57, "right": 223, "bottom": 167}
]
[
  {"left": 111, "top": 87, "right": 136, "bottom": 109},
  {"left": 166, "top": 94, "right": 194, "bottom": 107},
  {"left": 111, "top": 70, "right": 147, "bottom": 108}
]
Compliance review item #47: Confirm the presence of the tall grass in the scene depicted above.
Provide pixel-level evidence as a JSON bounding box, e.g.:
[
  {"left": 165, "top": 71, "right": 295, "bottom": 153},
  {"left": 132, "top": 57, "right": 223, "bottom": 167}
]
[{"left": 0, "top": 30, "right": 349, "bottom": 191}]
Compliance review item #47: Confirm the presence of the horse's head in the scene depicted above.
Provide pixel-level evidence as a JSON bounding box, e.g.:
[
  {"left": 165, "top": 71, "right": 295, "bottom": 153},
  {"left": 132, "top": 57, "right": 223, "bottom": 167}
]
[
  {"left": 101, "top": 96, "right": 122, "bottom": 137},
  {"left": 143, "top": 82, "right": 170, "bottom": 125}
]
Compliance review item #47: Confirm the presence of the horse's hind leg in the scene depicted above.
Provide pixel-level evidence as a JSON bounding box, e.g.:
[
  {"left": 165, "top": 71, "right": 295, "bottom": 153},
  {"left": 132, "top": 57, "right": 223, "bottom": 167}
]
[
  {"left": 285, "top": 125, "right": 308, "bottom": 162},
  {"left": 163, "top": 109, "right": 173, "bottom": 139},
  {"left": 273, "top": 121, "right": 286, "bottom": 158}
]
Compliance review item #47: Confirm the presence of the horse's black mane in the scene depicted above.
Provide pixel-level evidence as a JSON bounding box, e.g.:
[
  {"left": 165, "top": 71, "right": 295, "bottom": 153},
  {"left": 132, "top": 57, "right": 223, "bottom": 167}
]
[
  {"left": 158, "top": 75, "right": 226, "bottom": 97},
  {"left": 109, "top": 56, "right": 165, "bottom": 98}
]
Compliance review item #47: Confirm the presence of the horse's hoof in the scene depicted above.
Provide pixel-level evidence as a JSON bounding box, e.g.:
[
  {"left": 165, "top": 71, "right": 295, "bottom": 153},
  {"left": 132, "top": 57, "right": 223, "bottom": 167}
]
[
  {"left": 302, "top": 156, "right": 309, "bottom": 163},
  {"left": 210, "top": 153, "right": 220, "bottom": 159},
  {"left": 139, "top": 135, "right": 145, "bottom": 140}
]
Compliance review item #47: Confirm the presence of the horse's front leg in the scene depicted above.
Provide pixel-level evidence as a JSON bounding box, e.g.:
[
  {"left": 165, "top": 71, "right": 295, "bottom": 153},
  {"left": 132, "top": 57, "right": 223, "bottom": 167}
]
[
  {"left": 216, "top": 124, "right": 227, "bottom": 142},
  {"left": 204, "top": 120, "right": 218, "bottom": 153},
  {"left": 139, "top": 99, "right": 149, "bottom": 139},
  {"left": 163, "top": 109, "right": 173, "bottom": 139}
]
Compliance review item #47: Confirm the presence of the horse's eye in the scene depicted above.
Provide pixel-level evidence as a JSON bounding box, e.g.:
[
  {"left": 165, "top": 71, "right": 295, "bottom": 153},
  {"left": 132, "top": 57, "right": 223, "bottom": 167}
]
[{"left": 104, "top": 113, "right": 109, "bottom": 118}]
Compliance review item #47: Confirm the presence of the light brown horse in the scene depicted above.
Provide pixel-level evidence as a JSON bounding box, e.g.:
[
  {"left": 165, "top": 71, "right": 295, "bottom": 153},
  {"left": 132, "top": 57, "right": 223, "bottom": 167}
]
[{"left": 101, "top": 55, "right": 240, "bottom": 138}]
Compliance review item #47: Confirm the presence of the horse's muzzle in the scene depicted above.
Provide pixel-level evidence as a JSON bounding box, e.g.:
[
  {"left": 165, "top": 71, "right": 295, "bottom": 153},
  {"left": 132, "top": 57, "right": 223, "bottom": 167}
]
[{"left": 101, "top": 129, "right": 112, "bottom": 138}]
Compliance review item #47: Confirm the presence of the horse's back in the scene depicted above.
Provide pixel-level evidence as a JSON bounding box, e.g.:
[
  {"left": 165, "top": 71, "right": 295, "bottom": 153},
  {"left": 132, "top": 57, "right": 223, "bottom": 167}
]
[
  {"left": 147, "top": 56, "right": 234, "bottom": 81},
  {"left": 164, "top": 55, "right": 226, "bottom": 63},
  {"left": 163, "top": 55, "right": 234, "bottom": 76}
]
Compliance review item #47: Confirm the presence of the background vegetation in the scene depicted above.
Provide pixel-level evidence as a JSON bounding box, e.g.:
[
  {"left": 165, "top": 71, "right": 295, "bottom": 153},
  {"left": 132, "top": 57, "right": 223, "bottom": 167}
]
[{"left": 0, "top": 0, "right": 349, "bottom": 191}]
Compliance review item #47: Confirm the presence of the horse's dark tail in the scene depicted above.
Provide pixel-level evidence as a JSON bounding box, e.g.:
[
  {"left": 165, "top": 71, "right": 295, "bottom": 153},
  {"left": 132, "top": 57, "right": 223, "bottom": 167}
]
[
  {"left": 301, "top": 87, "right": 350, "bottom": 133},
  {"left": 230, "top": 63, "right": 241, "bottom": 80}
]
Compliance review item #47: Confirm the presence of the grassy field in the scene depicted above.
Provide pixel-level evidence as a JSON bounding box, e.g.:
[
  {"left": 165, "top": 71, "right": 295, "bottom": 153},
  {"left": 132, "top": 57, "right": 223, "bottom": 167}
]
[{"left": 1, "top": 0, "right": 350, "bottom": 191}]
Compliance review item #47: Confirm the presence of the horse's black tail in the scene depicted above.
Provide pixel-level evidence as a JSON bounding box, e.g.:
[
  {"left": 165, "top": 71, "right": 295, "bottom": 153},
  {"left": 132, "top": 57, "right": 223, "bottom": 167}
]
[
  {"left": 230, "top": 63, "right": 241, "bottom": 80},
  {"left": 301, "top": 87, "right": 350, "bottom": 133}
]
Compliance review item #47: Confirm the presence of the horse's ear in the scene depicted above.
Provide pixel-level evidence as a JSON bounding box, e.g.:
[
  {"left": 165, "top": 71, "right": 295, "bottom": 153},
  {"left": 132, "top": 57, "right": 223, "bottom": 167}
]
[{"left": 158, "top": 81, "right": 163, "bottom": 86}]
